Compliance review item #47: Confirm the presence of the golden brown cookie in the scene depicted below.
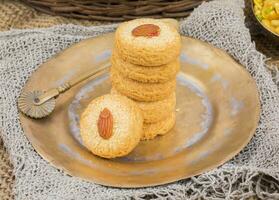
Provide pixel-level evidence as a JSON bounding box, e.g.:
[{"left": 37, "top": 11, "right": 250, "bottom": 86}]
[
  {"left": 80, "top": 94, "right": 143, "bottom": 158},
  {"left": 111, "top": 87, "right": 176, "bottom": 123},
  {"left": 142, "top": 112, "right": 176, "bottom": 140},
  {"left": 111, "top": 50, "right": 180, "bottom": 83},
  {"left": 160, "top": 18, "right": 179, "bottom": 31},
  {"left": 115, "top": 18, "right": 181, "bottom": 66},
  {"left": 110, "top": 68, "right": 176, "bottom": 102}
]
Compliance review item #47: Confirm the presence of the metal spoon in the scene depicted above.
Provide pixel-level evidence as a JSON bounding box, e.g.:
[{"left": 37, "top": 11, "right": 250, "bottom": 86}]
[{"left": 18, "top": 62, "right": 110, "bottom": 119}]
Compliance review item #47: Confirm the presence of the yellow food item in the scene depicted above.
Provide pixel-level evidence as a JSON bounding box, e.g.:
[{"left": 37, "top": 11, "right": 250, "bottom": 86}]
[
  {"left": 262, "top": 19, "right": 277, "bottom": 31},
  {"left": 254, "top": 0, "right": 279, "bottom": 34},
  {"left": 271, "top": 19, "right": 279, "bottom": 26}
]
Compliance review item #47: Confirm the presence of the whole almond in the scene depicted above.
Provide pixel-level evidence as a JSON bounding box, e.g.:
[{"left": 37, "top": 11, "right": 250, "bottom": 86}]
[
  {"left": 132, "top": 24, "right": 160, "bottom": 37},
  {"left": 97, "top": 108, "right": 113, "bottom": 139}
]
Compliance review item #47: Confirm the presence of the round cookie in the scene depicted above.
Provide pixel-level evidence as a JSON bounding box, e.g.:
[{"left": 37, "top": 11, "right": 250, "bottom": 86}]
[
  {"left": 80, "top": 94, "right": 143, "bottom": 158},
  {"left": 111, "top": 87, "right": 176, "bottom": 123},
  {"left": 142, "top": 112, "right": 176, "bottom": 140},
  {"left": 111, "top": 50, "right": 180, "bottom": 83},
  {"left": 160, "top": 18, "right": 179, "bottom": 31},
  {"left": 115, "top": 18, "right": 181, "bottom": 66},
  {"left": 110, "top": 68, "right": 176, "bottom": 102}
]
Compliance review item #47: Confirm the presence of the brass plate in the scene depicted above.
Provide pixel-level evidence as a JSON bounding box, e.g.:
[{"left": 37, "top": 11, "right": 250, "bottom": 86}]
[{"left": 19, "top": 33, "right": 260, "bottom": 188}]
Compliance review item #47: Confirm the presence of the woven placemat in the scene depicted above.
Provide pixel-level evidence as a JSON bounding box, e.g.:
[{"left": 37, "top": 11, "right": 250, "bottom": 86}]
[{"left": 0, "top": 1, "right": 277, "bottom": 199}]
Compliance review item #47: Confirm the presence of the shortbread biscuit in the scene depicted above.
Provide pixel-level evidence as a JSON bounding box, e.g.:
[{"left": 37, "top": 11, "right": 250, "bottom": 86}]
[
  {"left": 111, "top": 87, "right": 176, "bottom": 123},
  {"left": 142, "top": 112, "right": 176, "bottom": 140},
  {"left": 160, "top": 18, "right": 179, "bottom": 31},
  {"left": 111, "top": 50, "right": 180, "bottom": 83},
  {"left": 80, "top": 94, "right": 143, "bottom": 158},
  {"left": 115, "top": 18, "right": 181, "bottom": 66},
  {"left": 110, "top": 68, "right": 176, "bottom": 102}
]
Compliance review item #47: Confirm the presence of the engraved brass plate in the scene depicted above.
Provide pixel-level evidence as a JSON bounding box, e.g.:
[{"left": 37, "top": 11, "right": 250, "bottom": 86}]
[{"left": 19, "top": 33, "right": 260, "bottom": 187}]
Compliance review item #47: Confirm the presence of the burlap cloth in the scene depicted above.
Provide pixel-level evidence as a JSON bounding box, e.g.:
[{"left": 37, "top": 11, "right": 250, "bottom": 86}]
[{"left": 0, "top": 0, "right": 278, "bottom": 199}]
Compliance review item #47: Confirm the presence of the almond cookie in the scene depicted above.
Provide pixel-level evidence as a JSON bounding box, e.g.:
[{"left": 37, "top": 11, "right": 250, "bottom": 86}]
[
  {"left": 142, "top": 112, "right": 176, "bottom": 140},
  {"left": 160, "top": 18, "right": 179, "bottom": 31},
  {"left": 111, "top": 50, "right": 180, "bottom": 83},
  {"left": 80, "top": 94, "right": 143, "bottom": 158},
  {"left": 110, "top": 68, "right": 176, "bottom": 102},
  {"left": 114, "top": 18, "right": 181, "bottom": 66},
  {"left": 111, "top": 87, "right": 176, "bottom": 123}
]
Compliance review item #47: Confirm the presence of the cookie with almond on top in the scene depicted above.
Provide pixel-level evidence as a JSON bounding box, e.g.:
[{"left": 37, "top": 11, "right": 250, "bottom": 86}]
[
  {"left": 80, "top": 94, "right": 143, "bottom": 158},
  {"left": 114, "top": 18, "right": 181, "bottom": 67}
]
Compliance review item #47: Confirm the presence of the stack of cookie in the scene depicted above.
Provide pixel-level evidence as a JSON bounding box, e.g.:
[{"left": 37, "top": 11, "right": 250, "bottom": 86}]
[{"left": 111, "top": 18, "right": 181, "bottom": 140}]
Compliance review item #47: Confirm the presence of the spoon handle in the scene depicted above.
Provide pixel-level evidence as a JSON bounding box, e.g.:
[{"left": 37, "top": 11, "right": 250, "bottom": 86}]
[
  {"left": 69, "top": 62, "right": 111, "bottom": 87},
  {"left": 35, "top": 62, "right": 110, "bottom": 105}
]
